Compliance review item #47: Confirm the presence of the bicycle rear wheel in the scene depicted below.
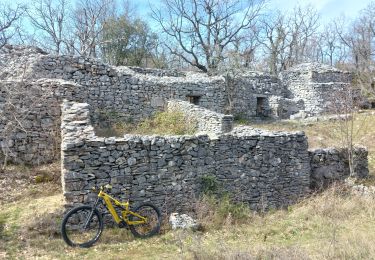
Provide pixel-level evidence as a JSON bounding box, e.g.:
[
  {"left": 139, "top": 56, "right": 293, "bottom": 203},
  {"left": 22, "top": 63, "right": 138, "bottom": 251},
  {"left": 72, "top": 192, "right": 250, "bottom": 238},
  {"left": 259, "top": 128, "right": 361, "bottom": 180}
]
[
  {"left": 61, "top": 205, "right": 103, "bottom": 247},
  {"left": 129, "top": 203, "right": 161, "bottom": 238}
]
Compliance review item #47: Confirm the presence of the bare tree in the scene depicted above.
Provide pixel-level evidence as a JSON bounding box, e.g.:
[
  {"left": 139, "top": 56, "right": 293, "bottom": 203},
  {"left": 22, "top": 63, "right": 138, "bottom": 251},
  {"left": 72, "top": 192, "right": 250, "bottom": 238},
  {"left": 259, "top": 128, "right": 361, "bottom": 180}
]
[
  {"left": 27, "top": 0, "right": 69, "bottom": 55},
  {"left": 71, "top": 0, "right": 114, "bottom": 57},
  {"left": 223, "top": 25, "right": 261, "bottom": 70},
  {"left": 258, "top": 10, "right": 288, "bottom": 75},
  {"left": 258, "top": 5, "right": 320, "bottom": 75},
  {"left": 334, "top": 3, "right": 375, "bottom": 100},
  {"left": 321, "top": 23, "right": 340, "bottom": 66},
  {"left": 0, "top": 3, "right": 26, "bottom": 49},
  {"left": 152, "top": 0, "right": 266, "bottom": 73},
  {"left": 336, "top": 8, "right": 374, "bottom": 70}
]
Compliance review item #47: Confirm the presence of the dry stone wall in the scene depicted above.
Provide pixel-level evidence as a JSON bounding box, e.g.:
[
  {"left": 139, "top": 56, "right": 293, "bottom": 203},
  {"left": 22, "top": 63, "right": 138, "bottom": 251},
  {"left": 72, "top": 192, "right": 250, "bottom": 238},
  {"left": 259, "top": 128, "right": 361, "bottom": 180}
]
[
  {"left": 229, "top": 72, "right": 285, "bottom": 118},
  {"left": 281, "top": 63, "right": 353, "bottom": 116},
  {"left": 309, "top": 147, "right": 369, "bottom": 189},
  {"left": 167, "top": 100, "right": 233, "bottom": 135},
  {"left": 0, "top": 45, "right": 227, "bottom": 124},
  {"left": 61, "top": 101, "right": 312, "bottom": 212},
  {"left": 0, "top": 79, "right": 65, "bottom": 164},
  {"left": 61, "top": 101, "right": 369, "bottom": 214}
]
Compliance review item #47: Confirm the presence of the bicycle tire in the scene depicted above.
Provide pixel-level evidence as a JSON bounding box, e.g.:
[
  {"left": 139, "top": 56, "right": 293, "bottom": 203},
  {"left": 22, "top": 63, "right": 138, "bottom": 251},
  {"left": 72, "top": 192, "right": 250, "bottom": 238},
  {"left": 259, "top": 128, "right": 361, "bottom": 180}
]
[
  {"left": 129, "top": 203, "right": 161, "bottom": 238},
  {"left": 61, "top": 205, "right": 104, "bottom": 248}
]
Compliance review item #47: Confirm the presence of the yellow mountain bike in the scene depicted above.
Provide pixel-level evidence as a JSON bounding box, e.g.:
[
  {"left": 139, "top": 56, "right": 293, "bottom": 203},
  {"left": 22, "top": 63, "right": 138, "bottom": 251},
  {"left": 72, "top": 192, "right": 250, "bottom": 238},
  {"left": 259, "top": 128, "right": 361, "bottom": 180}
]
[{"left": 61, "top": 184, "right": 161, "bottom": 248}]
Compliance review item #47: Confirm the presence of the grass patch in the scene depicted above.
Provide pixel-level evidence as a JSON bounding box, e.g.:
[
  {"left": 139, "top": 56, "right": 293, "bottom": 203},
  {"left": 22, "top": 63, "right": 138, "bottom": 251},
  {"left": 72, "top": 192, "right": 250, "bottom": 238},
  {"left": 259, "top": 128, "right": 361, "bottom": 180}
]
[
  {"left": 95, "top": 110, "right": 197, "bottom": 137},
  {"left": 0, "top": 162, "right": 61, "bottom": 205},
  {"left": 2, "top": 178, "right": 375, "bottom": 258},
  {"left": 195, "top": 194, "right": 254, "bottom": 230}
]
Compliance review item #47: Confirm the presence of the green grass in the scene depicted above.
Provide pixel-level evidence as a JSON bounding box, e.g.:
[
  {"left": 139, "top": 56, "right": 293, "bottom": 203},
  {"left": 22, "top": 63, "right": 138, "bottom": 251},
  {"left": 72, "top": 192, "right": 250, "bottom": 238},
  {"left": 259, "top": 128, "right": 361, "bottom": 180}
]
[{"left": 95, "top": 109, "right": 197, "bottom": 137}]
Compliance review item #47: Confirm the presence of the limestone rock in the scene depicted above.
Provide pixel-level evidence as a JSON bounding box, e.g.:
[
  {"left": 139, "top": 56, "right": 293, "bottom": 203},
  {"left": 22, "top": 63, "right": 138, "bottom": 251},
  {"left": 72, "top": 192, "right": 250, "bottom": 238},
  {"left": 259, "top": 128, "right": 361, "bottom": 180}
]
[{"left": 169, "top": 213, "right": 199, "bottom": 230}]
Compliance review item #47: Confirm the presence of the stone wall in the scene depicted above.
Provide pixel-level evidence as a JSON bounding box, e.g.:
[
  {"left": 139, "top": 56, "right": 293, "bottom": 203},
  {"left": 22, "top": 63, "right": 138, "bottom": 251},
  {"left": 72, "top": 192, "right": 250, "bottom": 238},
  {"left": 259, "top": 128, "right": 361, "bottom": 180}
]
[
  {"left": 62, "top": 101, "right": 312, "bottom": 212},
  {"left": 0, "top": 79, "right": 65, "bottom": 164},
  {"left": 61, "top": 101, "right": 369, "bottom": 214},
  {"left": 0, "top": 45, "right": 228, "bottom": 123},
  {"left": 268, "top": 96, "right": 305, "bottom": 119},
  {"left": 167, "top": 100, "right": 233, "bottom": 135},
  {"left": 229, "top": 72, "right": 285, "bottom": 118},
  {"left": 281, "top": 63, "right": 353, "bottom": 116},
  {"left": 0, "top": 46, "right": 356, "bottom": 165},
  {"left": 309, "top": 147, "right": 369, "bottom": 189}
]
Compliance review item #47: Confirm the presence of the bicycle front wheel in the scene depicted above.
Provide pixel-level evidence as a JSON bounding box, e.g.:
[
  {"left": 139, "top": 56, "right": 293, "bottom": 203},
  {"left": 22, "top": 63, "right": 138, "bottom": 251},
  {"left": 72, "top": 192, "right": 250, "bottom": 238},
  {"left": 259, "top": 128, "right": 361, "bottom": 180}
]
[
  {"left": 129, "top": 203, "right": 161, "bottom": 238},
  {"left": 61, "top": 205, "right": 103, "bottom": 248}
]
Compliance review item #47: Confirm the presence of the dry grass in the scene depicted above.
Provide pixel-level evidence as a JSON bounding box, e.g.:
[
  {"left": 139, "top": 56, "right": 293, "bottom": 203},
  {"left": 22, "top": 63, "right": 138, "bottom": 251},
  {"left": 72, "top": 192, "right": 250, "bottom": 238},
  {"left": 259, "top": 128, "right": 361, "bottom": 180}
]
[
  {"left": 1, "top": 112, "right": 375, "bottom": 259},
  {"left": 194, "top": 195, "right": 255, "bottom": 230},
  {"left": 95, "top": 110, "right": 197, "bottom": 137},
  {"left": 0, "top": 162, "right": 61, "bottom": 205},
  {"left": 2, "top": 181, "right": 375, "bottom": 259}
]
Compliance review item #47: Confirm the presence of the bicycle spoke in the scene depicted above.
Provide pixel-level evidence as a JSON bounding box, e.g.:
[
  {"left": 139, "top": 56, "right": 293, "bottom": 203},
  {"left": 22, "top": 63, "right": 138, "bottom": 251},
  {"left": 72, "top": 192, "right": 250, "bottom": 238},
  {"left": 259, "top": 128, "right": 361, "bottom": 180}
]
[
  {"left": 129, "top": 203, "right": 161, "bottom": 238},
  {"left": 62, "top": 207, "right": 102, "bottom": 247}
]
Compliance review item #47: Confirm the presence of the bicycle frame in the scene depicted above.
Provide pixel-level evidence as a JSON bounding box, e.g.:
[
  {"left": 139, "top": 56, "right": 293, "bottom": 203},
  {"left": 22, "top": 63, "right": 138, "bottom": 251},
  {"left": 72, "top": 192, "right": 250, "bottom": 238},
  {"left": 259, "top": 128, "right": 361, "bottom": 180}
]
[{"left": 97, "top": 189, "right": 147, "bottom": 226}]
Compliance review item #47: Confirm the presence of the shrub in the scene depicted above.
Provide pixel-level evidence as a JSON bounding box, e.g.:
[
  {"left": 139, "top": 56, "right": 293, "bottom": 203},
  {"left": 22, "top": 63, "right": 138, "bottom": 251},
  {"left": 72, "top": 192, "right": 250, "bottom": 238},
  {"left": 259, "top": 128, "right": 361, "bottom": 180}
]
[
  {"left": 197, "top": 175, "right": 253, "bottom": 228},
  {"left": 200, "top": 175, "right": 220, "bottom": 195},
  {"left": 233, "top": 113, "right": 249, "bottom": 125}
]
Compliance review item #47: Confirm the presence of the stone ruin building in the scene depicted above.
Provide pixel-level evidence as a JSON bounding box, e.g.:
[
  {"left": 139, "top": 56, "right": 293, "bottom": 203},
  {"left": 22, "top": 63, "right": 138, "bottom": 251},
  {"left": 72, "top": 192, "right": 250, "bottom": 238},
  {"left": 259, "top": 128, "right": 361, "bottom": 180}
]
[
  {"left": 0, "top": 45, "right": 368, "bottom": 213},
  {"left": 0, "top": 45, "right": 352, "bottom": 165}
]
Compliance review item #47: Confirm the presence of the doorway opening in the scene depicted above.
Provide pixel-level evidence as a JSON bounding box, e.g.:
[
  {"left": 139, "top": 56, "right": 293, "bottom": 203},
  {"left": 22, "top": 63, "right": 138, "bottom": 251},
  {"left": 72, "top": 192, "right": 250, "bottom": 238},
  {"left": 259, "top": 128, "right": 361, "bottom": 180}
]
[{"left": 256, "top": 97, "right": 266, "bottom": 116}]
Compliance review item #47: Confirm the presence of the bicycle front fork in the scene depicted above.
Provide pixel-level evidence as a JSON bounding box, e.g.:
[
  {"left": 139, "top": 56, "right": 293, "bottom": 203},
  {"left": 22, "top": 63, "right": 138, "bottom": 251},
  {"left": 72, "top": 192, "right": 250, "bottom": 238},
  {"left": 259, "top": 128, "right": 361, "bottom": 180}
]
[{"left": 83, "top": 197, "right": 100, "bottom": 229}]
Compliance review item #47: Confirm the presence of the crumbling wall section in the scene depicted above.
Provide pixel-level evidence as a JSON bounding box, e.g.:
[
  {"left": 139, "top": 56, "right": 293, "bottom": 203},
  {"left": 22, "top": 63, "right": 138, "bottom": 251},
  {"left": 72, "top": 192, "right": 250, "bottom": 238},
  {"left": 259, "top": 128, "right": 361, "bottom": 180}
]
[
  {"left": 309, "top": 147, "right": 369, "bottom": 189},
  {"left": 0, "top": 46, "right": 359, "bottom": 166},
  {"left": 0, "top": 46, "right": 227, "bottom": 123},
  {"left": 0, "top": 79, "right": 76, "bottom": 164},
  {"left": 281, "top": 63, "right": 353, "bottom": 116},
  {"left": 167, "top": 100, "right": 233, "bottom": 135}
]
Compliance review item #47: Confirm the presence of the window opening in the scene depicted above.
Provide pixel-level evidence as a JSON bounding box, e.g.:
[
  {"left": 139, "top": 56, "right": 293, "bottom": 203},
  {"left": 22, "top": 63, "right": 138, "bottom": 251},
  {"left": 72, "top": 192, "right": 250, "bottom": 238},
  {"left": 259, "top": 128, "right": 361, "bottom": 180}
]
[{"left": 187, "top": 95, "right": 201, "bottom": 105}]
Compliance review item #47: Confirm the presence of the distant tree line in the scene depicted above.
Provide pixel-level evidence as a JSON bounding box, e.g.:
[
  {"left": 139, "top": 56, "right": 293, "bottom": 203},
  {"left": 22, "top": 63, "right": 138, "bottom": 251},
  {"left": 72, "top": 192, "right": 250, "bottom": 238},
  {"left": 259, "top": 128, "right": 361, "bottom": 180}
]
[{"left": 0, "top": 0, "right": 374, "bottom": 97}]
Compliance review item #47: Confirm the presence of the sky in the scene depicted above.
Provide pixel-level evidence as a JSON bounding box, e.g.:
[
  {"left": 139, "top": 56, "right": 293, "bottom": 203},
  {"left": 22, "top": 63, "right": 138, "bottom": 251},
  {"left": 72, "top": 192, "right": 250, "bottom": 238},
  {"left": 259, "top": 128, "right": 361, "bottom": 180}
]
[
  {"left": 268, "top": 0, "right": 371, "bottom": 22},
  {"left": 135, "top": 0, "right": 373, "bottom": 25},
  {"left": 4, "top": 0, "right": 373, "bottom": 23},
  {"left": 3, "top": 0, "right": 373, "bottom": 33}
]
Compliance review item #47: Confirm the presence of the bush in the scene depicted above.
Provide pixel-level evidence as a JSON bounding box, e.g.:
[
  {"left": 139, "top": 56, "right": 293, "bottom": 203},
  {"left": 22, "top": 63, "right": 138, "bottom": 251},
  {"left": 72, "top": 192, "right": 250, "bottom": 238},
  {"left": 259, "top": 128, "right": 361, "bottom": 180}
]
[
  {"left": 233, "top": 113, "right": 249, "bottom": 125},
  {"left": 196, "top": 175, "right": 253, "bottom": 228},
  {"left": 201, "top": 175, "right": 220, "bottom": 195}
]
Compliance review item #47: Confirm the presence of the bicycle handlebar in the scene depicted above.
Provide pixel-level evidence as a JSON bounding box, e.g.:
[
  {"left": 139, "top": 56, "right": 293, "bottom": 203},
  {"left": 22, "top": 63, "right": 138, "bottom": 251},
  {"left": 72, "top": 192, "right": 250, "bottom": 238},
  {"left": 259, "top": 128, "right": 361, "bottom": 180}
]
[{"left": 91, "top": 184, "right": 113, "bottom": 193}]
